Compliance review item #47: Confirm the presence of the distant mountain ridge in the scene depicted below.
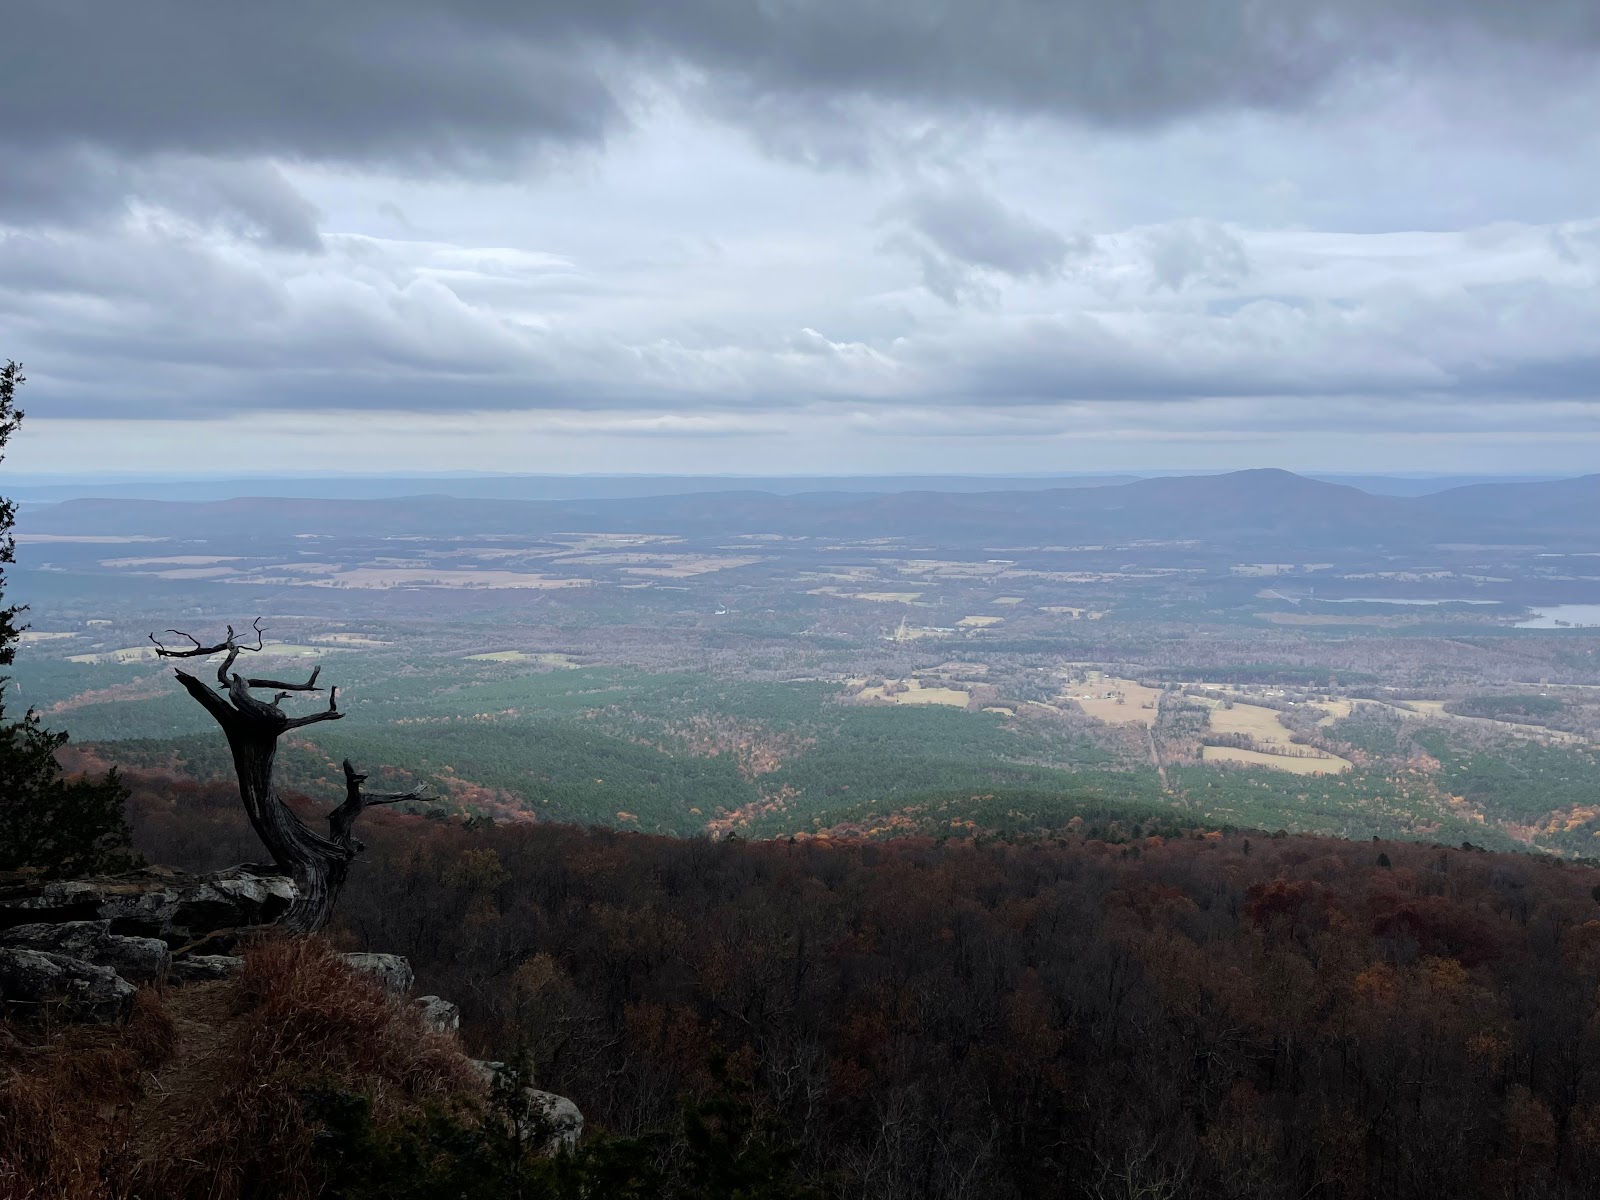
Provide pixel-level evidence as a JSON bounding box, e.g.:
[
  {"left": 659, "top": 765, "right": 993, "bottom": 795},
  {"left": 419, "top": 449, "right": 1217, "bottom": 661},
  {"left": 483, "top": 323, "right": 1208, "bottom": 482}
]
[{"left": 17, "top": 469, "right": 1600, "bottom": 552}]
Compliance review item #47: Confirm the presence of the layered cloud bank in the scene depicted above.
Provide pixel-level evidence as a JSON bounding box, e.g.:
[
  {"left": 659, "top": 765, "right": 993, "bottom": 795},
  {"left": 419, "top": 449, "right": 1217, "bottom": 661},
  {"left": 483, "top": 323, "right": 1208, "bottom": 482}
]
[{"left": 5, "top": 0, "right": 1600, "bottom": 470}]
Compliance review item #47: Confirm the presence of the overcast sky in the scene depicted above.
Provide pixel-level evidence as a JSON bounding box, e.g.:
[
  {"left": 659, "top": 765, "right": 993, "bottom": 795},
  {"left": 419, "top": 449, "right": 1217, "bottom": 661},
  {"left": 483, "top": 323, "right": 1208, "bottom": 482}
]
[{"left": 5, "top": 0, "right": 1600, "bottom": 476}]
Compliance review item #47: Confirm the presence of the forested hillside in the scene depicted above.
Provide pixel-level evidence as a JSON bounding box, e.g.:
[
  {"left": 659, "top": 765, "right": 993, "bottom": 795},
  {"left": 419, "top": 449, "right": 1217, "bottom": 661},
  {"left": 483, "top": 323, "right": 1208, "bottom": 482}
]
[{"left": 125, "top": 769, "right": 1600, "bottom": 1200}]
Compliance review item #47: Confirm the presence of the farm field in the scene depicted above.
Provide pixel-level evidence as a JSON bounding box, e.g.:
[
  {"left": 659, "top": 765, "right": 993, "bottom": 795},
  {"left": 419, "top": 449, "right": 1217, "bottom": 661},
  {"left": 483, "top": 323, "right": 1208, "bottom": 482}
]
[
  {"left": 855, "top": 678, "right": 971, "bottom": 707},
  {"left": 1060, "top": 673, "right": 1162, "bottom": 725},
  {"left": 10, "top": 474, "right": 1600, "bottom": 856},
  {"left": 1201, "top": 745, "right": 1350, "bottom": 774}
]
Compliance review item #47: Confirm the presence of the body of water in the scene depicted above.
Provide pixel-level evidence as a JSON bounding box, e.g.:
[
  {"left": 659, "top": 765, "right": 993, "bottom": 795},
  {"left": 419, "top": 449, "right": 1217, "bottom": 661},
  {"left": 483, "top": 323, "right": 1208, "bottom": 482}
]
[
  {"left": 1515, "top": 605, "right": 1600, "bottom": 629},
  {"left": 1319, "top": 597, "right": 1501, "bottom": 606}
]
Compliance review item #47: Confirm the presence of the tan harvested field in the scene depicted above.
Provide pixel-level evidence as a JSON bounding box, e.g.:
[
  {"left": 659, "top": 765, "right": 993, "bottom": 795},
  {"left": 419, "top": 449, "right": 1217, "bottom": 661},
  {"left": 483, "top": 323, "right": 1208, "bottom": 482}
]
[
  {"left": 620, "top": 556, "right": 764, "bottom": 578},
  {"left": 1204, "top": 701, "right": 1353, "bottom": 771},
  {"left": 1203, "top": 746, "right": 1350, "bottom": 774},
  {"left": 992, "top": 596, "right": 1024, "bottom": 605},
  {"left": 956, "top": 615, "right": 1005, "bottom": 628},
  {"left": 850, "top": 592, "right": 924, "bottom": 602},
  {"left": 1314, "top": 699, "right": 1355, "bottom": 726},
  {"left": 256, "top": 644, "right": 330, "bottom": 657},
  {"left": 154, "top": 567, "right": 241, "bottom": 579},
  {"left": 556, "top": 533, "right": 683, "bottom": 551},
  {"left": 247, "top": 568, "right": 592, "bottom": 590},
  {"left": 1208, "top": 702, "right": 1299, "bottom": 747},
  {"left": 311, "top": 634, "right": 391, "bottom": 647},
  {"left": 67, "top": 646, "right": 161, "bottom": 664},
  {"left": 19, "top": 631, "right": 77, "bottom": 642},
  {"left": 102, "top": 555, "right": 243, "bottom": 568},
  {"left": 858, "top": 679, "right": 970, "bottom": 708},
  {"left": 17, "top": 534, "right": 166, "bottom": 544},
  {"left": 1061, "top": 674, "right": 1162, "bottom": 726}
]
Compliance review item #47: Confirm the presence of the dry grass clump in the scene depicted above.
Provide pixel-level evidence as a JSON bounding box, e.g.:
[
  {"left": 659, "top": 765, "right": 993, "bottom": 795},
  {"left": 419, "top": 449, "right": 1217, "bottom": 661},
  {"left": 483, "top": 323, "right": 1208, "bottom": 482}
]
[
  {"left": 139, "top": 936, "right": 485, "bottom": 1200},
  {"left": 1, "top": 938, "right": 484, "bottom": 1200},
  {"left": 0, "top": 988, "right": 176, "bottom": 1200}
]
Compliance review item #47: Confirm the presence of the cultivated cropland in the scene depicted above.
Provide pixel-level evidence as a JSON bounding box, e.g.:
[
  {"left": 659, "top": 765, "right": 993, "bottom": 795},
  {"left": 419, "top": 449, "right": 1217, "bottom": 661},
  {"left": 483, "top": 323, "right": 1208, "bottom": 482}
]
[{"left": 13, "top": 468, "right": 1600, "bottom": 857}]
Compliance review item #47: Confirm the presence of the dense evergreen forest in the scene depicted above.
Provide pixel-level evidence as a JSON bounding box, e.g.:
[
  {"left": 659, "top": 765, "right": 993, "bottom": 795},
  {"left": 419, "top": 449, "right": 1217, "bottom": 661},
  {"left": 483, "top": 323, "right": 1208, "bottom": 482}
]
[{"left": 124, "top": 769, "right": 1600, "bottom": 1200}]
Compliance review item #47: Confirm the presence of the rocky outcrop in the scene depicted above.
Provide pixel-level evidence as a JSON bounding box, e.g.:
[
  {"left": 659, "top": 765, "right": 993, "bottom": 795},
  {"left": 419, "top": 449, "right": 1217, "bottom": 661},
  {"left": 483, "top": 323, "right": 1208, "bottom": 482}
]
[
  {"left": 0, "top": 920, "right": 170, "bottom": 983},
  {"left": 470, "top": 1060, "right": 585, "bottom": 1151},
  {"left": 0, "top": 866, "right": 295, "bottom": 947},
  {"left": 0, "top": 947, "right": 135, "bottom": 1023},
  {"left": 339, "top": 952, "right": 414, "bottom": 998},
  {"left": 414, "top": 994, "right": 460, "bottom": 1034},
  {"left": 0, "top": 867, "right": 292, "bottom": 1022}
]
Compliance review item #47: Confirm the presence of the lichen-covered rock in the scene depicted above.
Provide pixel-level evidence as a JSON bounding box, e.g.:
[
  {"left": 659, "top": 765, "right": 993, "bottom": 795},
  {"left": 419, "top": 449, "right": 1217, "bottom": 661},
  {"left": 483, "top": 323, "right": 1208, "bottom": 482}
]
[
  {"left": 0, "top": 920, "right": 170, "bottom": 983},
  {"left": 0, "top": 947, "right": 135, "bottom": 1023},
  {"left": 469, "top": 1060, "right": 584, "bottom": 1152},
  {"left": 0, "top": 866, "right": 295, "bottom": 946},
  {"left": 414, "top": 994, "right": 460, "bottom": 1034},
  {"left": 519, "top": 1090, "right": 584, "bottom": 1151},
  {"left": 339, "top": 952, "right": 414, "bottom": 998},
  {"left": 169, "top": 954, "right": 245, "bottom": 982}
]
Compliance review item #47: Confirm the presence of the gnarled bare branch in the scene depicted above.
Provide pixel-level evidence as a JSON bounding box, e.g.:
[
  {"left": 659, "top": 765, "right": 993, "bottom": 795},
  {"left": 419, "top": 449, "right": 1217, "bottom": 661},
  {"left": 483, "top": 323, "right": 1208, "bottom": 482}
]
[
  {"left": 157, "top": 620, "right": 427, "bottom": 934},
  {"left": 283, "top": 686, "right": 342, "bottom": 730},
  {"left": 245, "top": 665, "right": 322, "bottom": 692},
  {"left": 148, "top": 618, "right": 264, "bottom": 659}
]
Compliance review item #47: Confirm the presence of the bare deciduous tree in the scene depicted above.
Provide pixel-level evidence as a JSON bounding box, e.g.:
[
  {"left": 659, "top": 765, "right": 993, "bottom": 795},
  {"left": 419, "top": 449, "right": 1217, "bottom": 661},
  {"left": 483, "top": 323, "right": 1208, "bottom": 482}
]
[{"left": 151, "top": 619, "right": 431, "bottom": 932}]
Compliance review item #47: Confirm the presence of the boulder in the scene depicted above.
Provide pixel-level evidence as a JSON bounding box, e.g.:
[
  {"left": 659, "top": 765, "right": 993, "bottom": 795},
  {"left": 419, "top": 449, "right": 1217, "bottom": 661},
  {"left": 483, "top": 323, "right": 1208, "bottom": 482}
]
[
  {"left": 0, "top": 866, "right": 295, "bottom": 946},
  {"left": 339, "top": 952, "right": 414, "bottom": 998},
  {"left": 469, "top": 1060, "right": 584, "bottom": 1152},
  {"left": 0, "top": 947, "right": 135, "bottom": 1023},
  {"left": 519, "top": 1090, "right": 584, "bottom": 1152},
  {"left": 414, "top": 994, "right": 460, "bottom": 1034},
  {"left": 0, "top": 920, "right": 170, "bottom": 983},
  {"left": 169, "top": 954, "right": 245, "bottom": 983}
]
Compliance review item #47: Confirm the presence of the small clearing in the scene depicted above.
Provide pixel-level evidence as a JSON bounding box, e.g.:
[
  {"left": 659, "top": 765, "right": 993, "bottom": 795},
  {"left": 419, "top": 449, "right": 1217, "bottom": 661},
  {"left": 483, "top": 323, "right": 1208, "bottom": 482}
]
[
  {"left": 858, "top": 679, "right": 971, "bottom": 708},
  {"left": 1060, "top": 673, "right": 1162, "bottom": 726},
  {"left": 1202, "top": 746, "right": 1350, "bottom": 775}
]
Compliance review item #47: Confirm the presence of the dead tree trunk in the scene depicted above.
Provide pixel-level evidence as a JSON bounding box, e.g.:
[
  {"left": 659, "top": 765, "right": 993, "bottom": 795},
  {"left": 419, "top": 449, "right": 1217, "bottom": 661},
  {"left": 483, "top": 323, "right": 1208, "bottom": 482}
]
[{"left": 152, "top": 621, "right": 429, "bottom": 933}]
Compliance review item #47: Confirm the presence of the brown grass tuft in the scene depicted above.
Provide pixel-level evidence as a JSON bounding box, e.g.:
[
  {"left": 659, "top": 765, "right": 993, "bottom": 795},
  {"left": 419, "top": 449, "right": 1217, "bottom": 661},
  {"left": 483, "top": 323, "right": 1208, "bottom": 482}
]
[
  {"left": 0, "top": 988, "right": 175, "bottom": 1198},
  {"left": 136, "top": 936, "right": 485, "bottom": 1200},
  {"left": 1, "top": 938, "right": 484, "bottom": 1200}
]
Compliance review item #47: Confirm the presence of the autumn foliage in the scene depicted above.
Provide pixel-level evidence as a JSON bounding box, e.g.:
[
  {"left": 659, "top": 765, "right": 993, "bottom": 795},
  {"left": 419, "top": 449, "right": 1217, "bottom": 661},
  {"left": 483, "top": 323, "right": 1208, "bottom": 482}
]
[{"left": 38, "top": 768, "right": 1600, "bottom": 1197}]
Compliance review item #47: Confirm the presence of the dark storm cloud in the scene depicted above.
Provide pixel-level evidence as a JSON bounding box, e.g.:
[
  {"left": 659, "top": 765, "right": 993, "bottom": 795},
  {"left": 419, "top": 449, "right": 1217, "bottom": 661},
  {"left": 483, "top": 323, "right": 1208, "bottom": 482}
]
[{"left": 8, "top": 0, "right": 1600, "bottom": 176}]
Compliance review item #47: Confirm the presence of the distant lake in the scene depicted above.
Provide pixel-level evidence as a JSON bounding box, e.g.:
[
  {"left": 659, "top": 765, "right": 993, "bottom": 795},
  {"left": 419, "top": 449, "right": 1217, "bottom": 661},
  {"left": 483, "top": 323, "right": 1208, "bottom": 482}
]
[
  {"left": 1516, "top": 605, "right": 1600, "bottom": 629},
  {"left": 1319, "top": 597, "right": 1500, "bottom": 606}
]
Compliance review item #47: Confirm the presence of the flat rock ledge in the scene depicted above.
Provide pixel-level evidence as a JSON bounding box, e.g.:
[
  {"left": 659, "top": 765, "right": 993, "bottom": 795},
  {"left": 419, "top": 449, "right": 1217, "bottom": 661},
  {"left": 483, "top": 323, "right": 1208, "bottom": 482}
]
[
  {"left": 0, "top": 870, "right": 586, "bottom": 1151},
  {"left": 0, "top": 867, "right": 293, "bottom": 1022},
  {"left": 0, "top": 865, "right": 295, "bottom": 947},
  {"left": 0, "top": 947, "right": 136, "bottom": 1023}
]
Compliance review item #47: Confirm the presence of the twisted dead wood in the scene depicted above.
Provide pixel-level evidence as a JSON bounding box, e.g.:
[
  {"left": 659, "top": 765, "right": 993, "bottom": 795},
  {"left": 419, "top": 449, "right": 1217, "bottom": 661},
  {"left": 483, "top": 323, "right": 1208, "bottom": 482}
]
[{"left": 151, "top": 621, "right": 431, "bottom": 933}]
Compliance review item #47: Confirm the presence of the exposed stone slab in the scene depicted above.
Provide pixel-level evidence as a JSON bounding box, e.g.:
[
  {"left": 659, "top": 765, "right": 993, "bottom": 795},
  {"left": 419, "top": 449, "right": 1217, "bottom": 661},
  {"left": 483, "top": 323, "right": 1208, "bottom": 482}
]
[
  {"left": 469, "top": 1059, "right": 584, "bottom": 1151},
  {"left": 0, "top": 947, "right": 135, "bottom": 1023},
  {"left": 338, "top": 952, "right": 414, "bottom": 998},
  {"left": 0, "top": 867, "right": 295, "bottom": 946},
  {"left": 414, "top": 994, "right": 460, "bottom": 1034},
  {"left": 0, "top": 920, "right": 170, "bottom": 983}
]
